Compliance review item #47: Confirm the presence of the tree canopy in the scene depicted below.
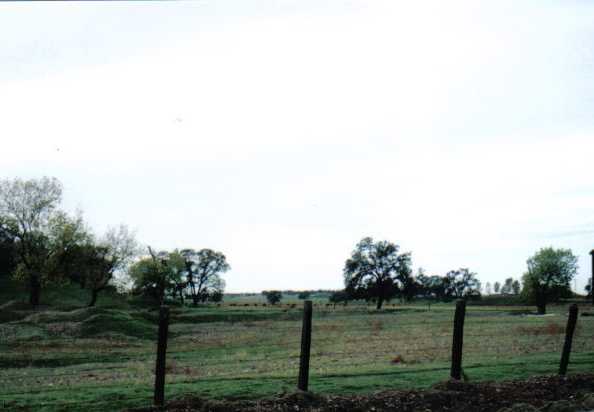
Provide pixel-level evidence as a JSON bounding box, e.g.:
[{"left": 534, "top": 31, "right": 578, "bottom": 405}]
[
  {"left": 0, "top": 177, "right": 86, "bottom": 306},
  {"left": 130, "top": 247, "right": 229, "bottom": 306},
  {"left": 443, "top": 268, "right": 481, "bottom": 301},
  {"left": 263, "top": 290, "right": 283, "bottom": 305},
  {"left": 130, "top": 248, "right": 187, "bottom": 306},
  {"left": 180, "top": 248, "right": 229, "bottom": 306},
  {"left": 521, "top": 247, "right": 578, "bottom": 314},
  {"left": 343, "top": 237, "right": 412, "bottom": 310},
  {"left": 61, "top": 225, "right": 139, "bottom": 306}
]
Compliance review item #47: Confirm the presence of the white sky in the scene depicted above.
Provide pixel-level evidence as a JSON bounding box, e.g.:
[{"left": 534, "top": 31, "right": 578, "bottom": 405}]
[{"left": 1, "top": 0, "right": 593, "bottom": 293}]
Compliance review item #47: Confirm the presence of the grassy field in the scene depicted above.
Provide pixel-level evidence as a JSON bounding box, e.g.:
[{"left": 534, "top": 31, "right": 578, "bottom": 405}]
[{"left": 1, "top": 280, "right": 593, "bottom": 411}]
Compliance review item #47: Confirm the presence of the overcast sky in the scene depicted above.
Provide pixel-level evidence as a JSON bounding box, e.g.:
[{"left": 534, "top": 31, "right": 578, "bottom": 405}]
[{"left": 1, "top": 0, "right": 593, "bottom": 293}]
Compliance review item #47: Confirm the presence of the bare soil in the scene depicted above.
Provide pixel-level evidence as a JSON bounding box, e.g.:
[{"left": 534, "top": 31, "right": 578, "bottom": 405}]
[{"left": 125, "top": 373, "right": 594, "bottom": 412}]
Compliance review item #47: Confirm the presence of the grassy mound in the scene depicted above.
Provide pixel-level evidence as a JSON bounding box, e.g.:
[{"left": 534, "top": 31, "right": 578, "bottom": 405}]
[{"left": 77, "top": 309, "right": 157, "bottom": 339}]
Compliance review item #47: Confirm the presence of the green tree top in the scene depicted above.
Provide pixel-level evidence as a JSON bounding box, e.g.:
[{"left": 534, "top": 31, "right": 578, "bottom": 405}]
[
  {"left": 0, "top": 177, "right": 85, "bottom": 306},
  {"left": 263, "top": 290, "right": 283, "bottom": 305},
  {"left": 343, "top": 237, "right": 412, "bottom": 310},
  {"left": 521, "top": 247, "right": 578, "bottom": 314}
]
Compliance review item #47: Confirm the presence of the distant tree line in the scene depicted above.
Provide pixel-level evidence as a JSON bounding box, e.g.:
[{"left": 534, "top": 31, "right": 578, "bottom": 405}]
[
  {"left": 0, "top": 177, "right": 582, "bottom": 315},
  {"left": 338, "top": 237, "right": 481, "bottom": 310},
  {"left": 336, "top": 237, "right": 579, "bottom": 314},
  {"left": 484, "top": 278, "right": 521, "bottom": 296}
]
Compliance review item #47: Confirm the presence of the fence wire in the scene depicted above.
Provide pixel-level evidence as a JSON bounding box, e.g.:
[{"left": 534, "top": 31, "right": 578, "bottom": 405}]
[{"left": 1, "top": 304, "right": 593, "bottom": 412}]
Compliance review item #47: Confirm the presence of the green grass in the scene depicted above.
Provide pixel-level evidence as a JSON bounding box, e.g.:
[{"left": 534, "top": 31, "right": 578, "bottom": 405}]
[
  {"left": 2, "top": 278, "right": 594, "bottom": 411},
  {"left": 0, "top": 277, "right": 132, "bottom": 311}
]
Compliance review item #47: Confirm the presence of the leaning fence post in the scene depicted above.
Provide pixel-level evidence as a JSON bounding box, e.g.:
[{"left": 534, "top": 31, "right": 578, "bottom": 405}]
[
  {"left": 154, "top": 306, "right": 170, "bottom": 405},
  {"left": 559, "top": 304, "right": 578, "bottom": 375},
  {"left": 298, "top": 300, "right": 313, "bottom": 391},
  {"left": 450, "top": 299, "right": 466, "bottom": 380}
]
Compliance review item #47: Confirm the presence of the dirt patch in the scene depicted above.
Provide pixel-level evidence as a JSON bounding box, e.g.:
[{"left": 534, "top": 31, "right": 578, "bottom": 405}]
[{"left": 124, "top": 373, "right": 594, "bottom": 412}]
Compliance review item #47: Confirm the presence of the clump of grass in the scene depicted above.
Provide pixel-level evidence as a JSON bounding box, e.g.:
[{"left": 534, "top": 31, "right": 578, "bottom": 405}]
[
  {"left": 315, "top": 346, "right": 327, "bottom": 356},
  {"left": 391, "top": 354, "right": 405, "bottom": 364},
  {"left": 164, "top": 361, "right": 176, "bottom": 373},
  {"left": 168, "top": 393, "right": 204, "bottom": 408},
  {"left": 370, "top": 319, "right": 384, "bottom": 332},
  {"left": 517, "top": 321, "right": 565, "bottom": 336},
  {"left": 240, "top": 319, "right": 270, "bottom": 328}
]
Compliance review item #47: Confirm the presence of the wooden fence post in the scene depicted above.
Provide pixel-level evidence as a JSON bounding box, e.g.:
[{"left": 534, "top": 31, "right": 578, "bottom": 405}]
[
  {"left": 590, "top": 249, "right": 594, "bottom": 305},
  {"left": 298, "top": 300, "right": 313, "bottom": 391},
  {"left": 450, "top": 299, "right": 466, "bottom": 380},
  {"left": 558, "top": 304, "right": 578, "bottom": 375},
  {"left": 154, "top": 306, "right": 170, "bottom": 405}
]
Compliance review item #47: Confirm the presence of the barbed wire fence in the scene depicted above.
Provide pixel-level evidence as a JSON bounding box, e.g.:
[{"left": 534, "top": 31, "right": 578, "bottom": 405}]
[
  {"left": 1, "top": 301, "right": 593, "bottom": 411},
  {"left": 156, "top": 300, "right": 593, "bottom": 405}
]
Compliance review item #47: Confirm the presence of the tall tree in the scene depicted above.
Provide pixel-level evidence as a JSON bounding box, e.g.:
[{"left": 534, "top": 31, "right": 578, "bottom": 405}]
[
  {"left": 0, "top": 222, "right": 16, "bottom": 278},
  {"left": 443, "top": 268, "right": 481, "bottom": 301},
  {"left": 130, "top": 256, "right": 161, "bottom": 305},
  {"left": 501, "top": 277, "right": 514, "bottom": 295},
  {"left": 88, "top": 225, "right": 139, "bottom": 306},
  {"left": 343, "top": 237, "right": 412, "bottom": 310},
  {"left": 521, "top": 247, "right": 578, "bottom": 315},
  {"left": 417, "top": 274, "right": 446, "bottom": 301},
  {"left": 511, "top": 279, "right": 521, "bottom": 295},
  {"left": 297, "top": 291, "right": 311, "bottom": 300},
  {"left": 399, "top": 265, "right": 418, "bottom": 302},
  {"left": 165, "top": 251, "right": 189, "bottom": 305},
  {"left": 62, "top": 225, "right": 139, "bottom": 306},
  {"left": 263, "top": 290, "right": 283, "bottom": 305},
  {"left": 129, "top": 248, "right": 185, "bottom": 307},
  {"left": 0, "top": 177, "right": 84, "bottom": 306},
  {"left": 328, "top": 290, "right": 349, "bottom": 307},
  {"left": 180, "top": 248, "right": 229, "bottom": 306}
]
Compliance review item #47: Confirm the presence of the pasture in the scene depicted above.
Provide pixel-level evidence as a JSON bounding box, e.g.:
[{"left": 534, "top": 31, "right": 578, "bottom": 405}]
[{"left": 1, "top": 297, "right": 593, "bottom": 412}]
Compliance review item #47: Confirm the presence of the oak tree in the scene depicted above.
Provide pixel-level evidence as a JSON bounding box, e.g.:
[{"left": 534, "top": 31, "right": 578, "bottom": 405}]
[
  {"left": 343, "top": 237, "right": 412, "bottom": 310},
  {"left": 521, "top": 247, "right": 578, "bottom": 314},
  {"left": 130, "top": 248, "right": 186, "bottom": 306},
  {"left": 62, "top": 225, "right": 139, "bottom": 306},
  {"left": 180, "top": 248, "right": 229, "bottom": 306},
  {"left": 263, "top": 290, "right": 282, "bottom": 305},
  {"left": 0, "top": 177, "right": 85, "bottom": 306},
  {"left": 443, "top": 268, "right": 481, "bottom": 301}
]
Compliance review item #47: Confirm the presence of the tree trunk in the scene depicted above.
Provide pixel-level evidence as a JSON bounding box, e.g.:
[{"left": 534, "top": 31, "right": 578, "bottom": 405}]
[
  {"left": 376, "top": 297, "right": 384, "bottom": 310},
  {"left": 155, "top": 290, "right": 164, "bottom": 307},
  {"left": 536, "top": 289, "right": 547, "bottom": 315},
  {"left": 88, "top": 288, "right": 100, "bottom": 307},
  {"left": 29, "top": 275, "right": 41, "bottom": 307}
]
